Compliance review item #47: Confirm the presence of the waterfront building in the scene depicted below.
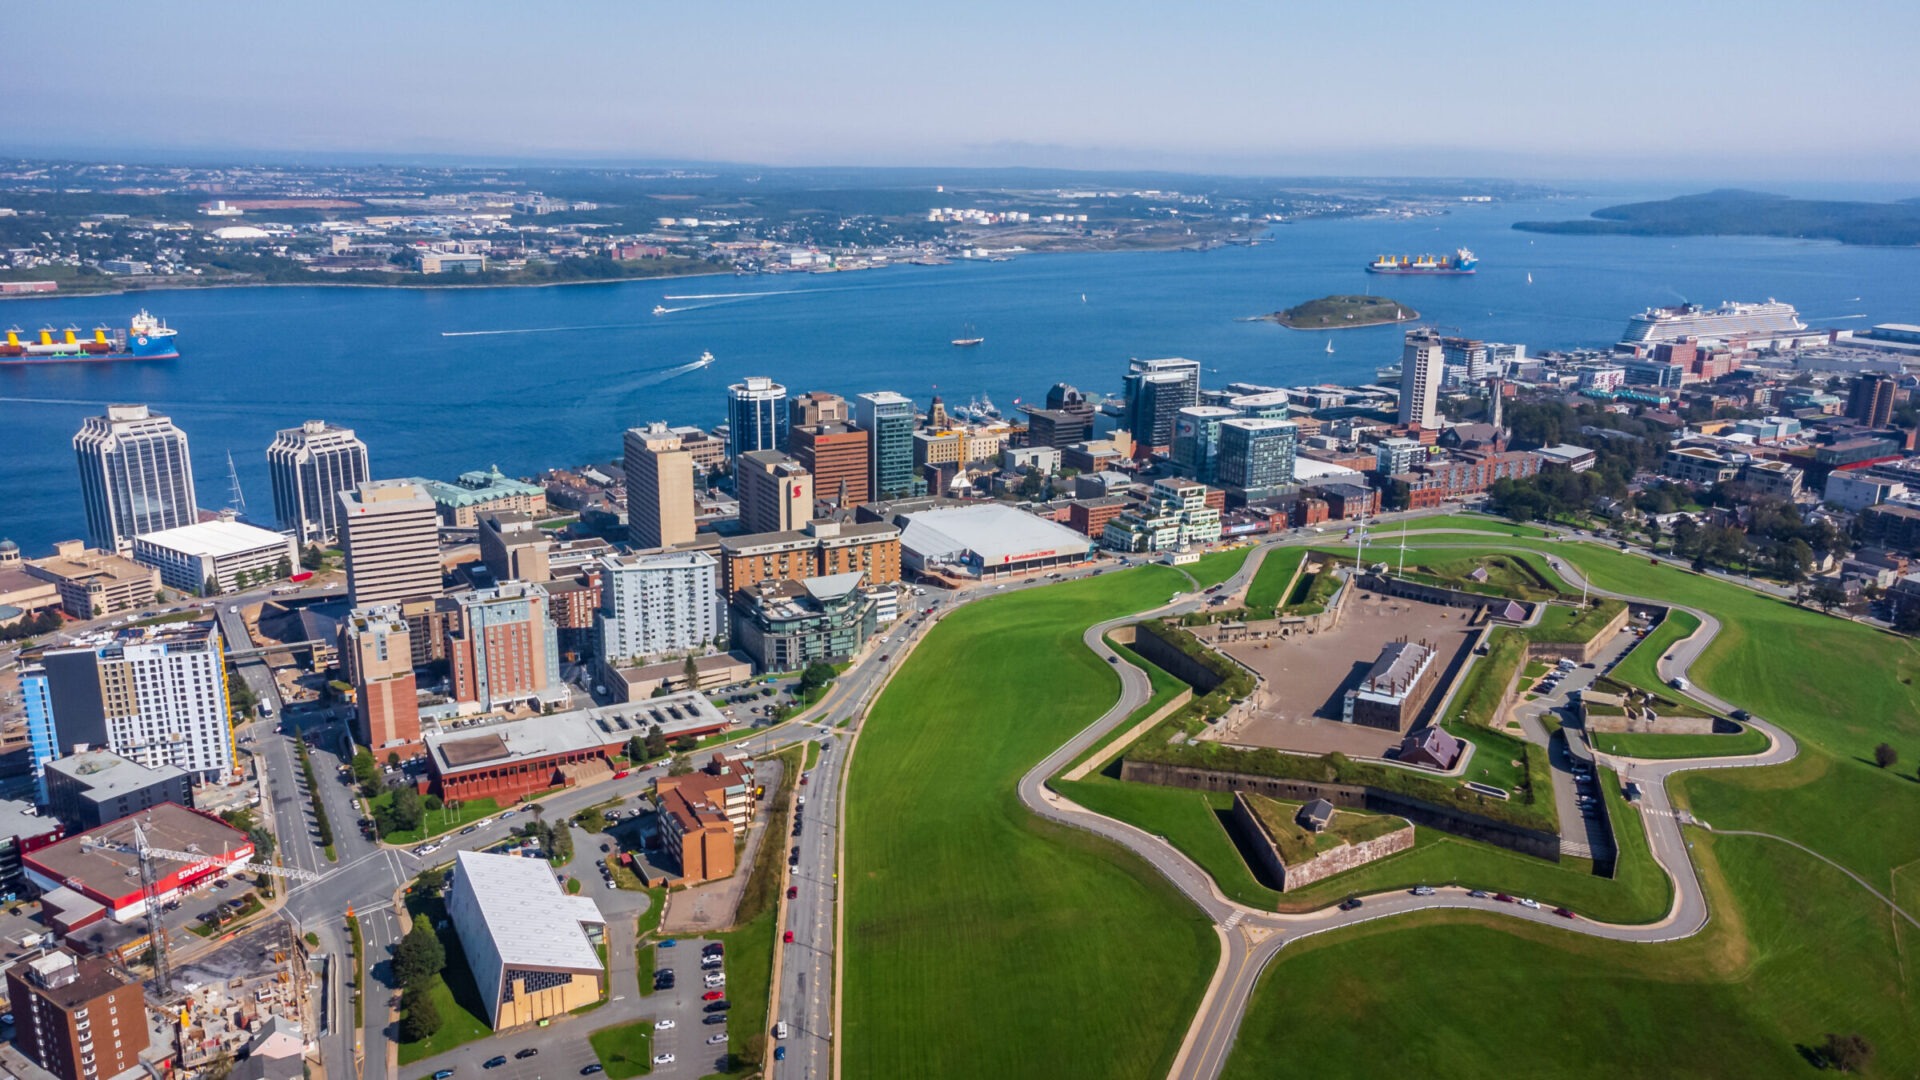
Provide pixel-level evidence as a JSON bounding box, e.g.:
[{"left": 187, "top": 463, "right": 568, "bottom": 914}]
[
  {"left": 5, "top": 949, "right": 150, "bottom": 1080},
  {"left": 267, "top": 420, "right": 370, "bottom": 547},
  {"left": 410, "top": 466, "right": 548, "bottom": 528},
  {"left": 623, "top": 423, "right": 696, "bottom": 550},
  {"left": 447, "top": 582, "right": 563, "bottom": 712},
  {"left": 736, "top": 450, "right": 814, "bottom": 534},
  {"left": 339, "top": 480, "right": 441, "bottom": 606},
  {"left": 788, "top": 423, "right": 870, "bottom": 508},
  {"left": 339, "top": 605, "right": 420, "bottom": 752},
  {"left": 596, "top": 550, "right": 720, "bottom": 664},
  {"left": 32, "top": 621, "right": 236, "bottom": 783},
  {"left": 1214, "top": 418, "right": 1298, "bottom": 502},
  {"left": 130, "top": 518, "right": 298, "bottom": 595},
  {"left": 1376, "top": 436, "right": 1424, "bottom": 477},
  {"left": 853, "top": 391, "right": 918, "bottom": 501},
  {"left": 73, "top": 404, "right": 198, "bottom": 551},
  {"left": 25, "top": 542, "right": 159, "bottom": 619},
  {"left": 1441, "top": 336, "right": 1491, "bottom": 380},
  {"left": 1123, "top": 358, "right": 1202, "bottom": 455},
  {"left": 1020, "top": 383, "right": 1097, "bottom": 450},
  {"left": 1398, "top": 329, "right": 1442, "bottom": 429},
  {"left": 727, "top": 377, "right": 789, "bottom": 459}
]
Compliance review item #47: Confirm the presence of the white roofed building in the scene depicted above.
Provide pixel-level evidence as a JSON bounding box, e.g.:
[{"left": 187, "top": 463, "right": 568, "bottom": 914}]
[
  {"left": 446, "top": 851, "right": 606, "bottom": 1029},
  {"left": 131, "top": 518, "right": 298, "bottom": 594},
  {"left": 897, "top": 503, "right": 1095, "bottom": 578}
]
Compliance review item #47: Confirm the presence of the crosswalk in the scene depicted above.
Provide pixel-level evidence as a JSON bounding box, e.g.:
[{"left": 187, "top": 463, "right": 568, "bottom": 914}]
[{"left": 1221, "top": 910, "right": 1244, "bottom": 932}]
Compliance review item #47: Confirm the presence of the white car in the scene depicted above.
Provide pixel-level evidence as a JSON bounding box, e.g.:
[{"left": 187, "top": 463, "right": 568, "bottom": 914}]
[
  {"left": 1518, "top": 897, "right": 1541, "bottom": 910},
  {"left": 706, "top": 1034, "right": 726, "bottom": 1045},
  {"left": 652, "top": 1054, "right": 675, "bottom": 1066},
  {"left": 655, "top": 1019, "right": 675, "bottom": 1031},
  {"left": 473, "top": 817, "right": 494, "bottom": 828}
]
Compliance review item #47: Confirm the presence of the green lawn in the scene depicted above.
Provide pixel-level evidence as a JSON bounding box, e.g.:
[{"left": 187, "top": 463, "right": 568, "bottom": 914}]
[
  {"left": 1054, "top": 777, "right": 1279, "bottom": 907},
  {"left": 1591, "top": 724, "right": 1771, "bottom": 759},
  {"left": 1055, "top": 641, "right": 1187, "bottom": 777},
  {"left": 1223, "top": 832, "right": 1918, "bottom": 1078},
  {"left": 1528, "top": 598, "right": 1626, "bottom": 644},
  {"left": 1183, "top": 545, "right": 1253, "bottom": 589},
  {"left": 702, "top": 908, "right": 776, "bottom": 1074},
  {"left": 396, "top": 894, "right": 495, "bottom": 1064},
  {"left": 587, "top": 1019, "right": 653, "bottom": 1079},
  {"left": 372, "top": 793, "right": 502, "bottom": 845},
  {"left": 1243, "top": 547, "right": 1309, "bottom": 614},
  {"left": 1609, "top": 609, "right": 1701, "bottom": 696},
  {"left": 1405, "top": 514, "right": 1550, "bottom": 538},
  {"left": 845, "top": 568, "right": 1220, "bottom": 1080}
]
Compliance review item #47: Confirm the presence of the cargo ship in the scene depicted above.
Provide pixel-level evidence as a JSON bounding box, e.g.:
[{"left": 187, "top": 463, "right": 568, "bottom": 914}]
[
  {"left": 0, "top": 311, "right": 180, "bottom": 365},
  {"left": 1366, "top": 248, "right": 1477, "bottom": 275}
]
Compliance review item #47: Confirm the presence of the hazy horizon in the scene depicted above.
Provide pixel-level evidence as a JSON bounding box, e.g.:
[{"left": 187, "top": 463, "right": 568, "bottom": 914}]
[{"left": 9, "top": 0, "right": 1920, "bottom": 183}]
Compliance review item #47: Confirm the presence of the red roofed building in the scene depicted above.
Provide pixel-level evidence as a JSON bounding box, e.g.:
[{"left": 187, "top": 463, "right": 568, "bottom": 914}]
[{"left": 23, "top": 803, "right": 252, "bottom": 923}]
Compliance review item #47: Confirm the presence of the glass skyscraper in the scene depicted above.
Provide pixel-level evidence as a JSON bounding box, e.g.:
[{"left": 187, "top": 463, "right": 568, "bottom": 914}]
[
  {"left": 727, "top": 377, "right": 789, "bottom": 460},
  {"left": 268, "top": 419, "right": 371, "bottom": 547},
  {"left": 853, "top": 391, "right": 917, "bottom": 501},
  {"left": 73, "top": 403, "right": 198, "bottom": 551}
]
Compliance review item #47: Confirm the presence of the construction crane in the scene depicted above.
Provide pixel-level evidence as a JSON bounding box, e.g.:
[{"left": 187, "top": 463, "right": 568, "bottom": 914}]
[{"left": 80, "top": 821, "right": 324, "bottom": 999}]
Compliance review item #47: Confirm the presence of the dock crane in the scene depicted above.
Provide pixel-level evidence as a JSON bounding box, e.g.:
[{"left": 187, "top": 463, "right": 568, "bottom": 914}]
[{"left": 80, "top": 821, "right": 323, "bottom": 999}]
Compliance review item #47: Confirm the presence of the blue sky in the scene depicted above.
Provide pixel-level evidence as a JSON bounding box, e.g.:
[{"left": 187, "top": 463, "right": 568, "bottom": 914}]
[{"left": 9, "top": 0, "right": 1918, "bottom": 180}]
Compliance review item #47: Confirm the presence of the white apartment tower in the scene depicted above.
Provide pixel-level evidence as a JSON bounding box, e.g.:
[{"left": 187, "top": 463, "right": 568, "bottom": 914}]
[
  {"left": 596, "top": 550, "right": 721, "bottom": 664},
  {"left": 73, "top": 404, "right": 199, "bottom": 551},
  {"left": 35, "top": 621, "right": 236, "bottom": 782},
  {"left": 268, "top": 420, "right": 371, "bottom": 547},
  {"left": 1398, "top": 329, "right": 1443, "bottom": 429}
]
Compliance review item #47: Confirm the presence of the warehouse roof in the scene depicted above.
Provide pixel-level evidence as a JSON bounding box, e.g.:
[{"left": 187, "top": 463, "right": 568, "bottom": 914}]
[
  {"left": 134, "top": 518, "right": 292, "bottom": 557},
  {"left": 453, "top": 851, "right": 603, "bottom": 972},
  {"left": 898, "top": 503, "right": 1093, "bottom": 564},
  {"left": 29, "top": 803, "right": 248, "bottom": 890},
  {"left": 44, "top": 750, "right": 189, "bottom": 800},
  {"left": 425, "top": 691, "right": 729, "bottom": 776}
]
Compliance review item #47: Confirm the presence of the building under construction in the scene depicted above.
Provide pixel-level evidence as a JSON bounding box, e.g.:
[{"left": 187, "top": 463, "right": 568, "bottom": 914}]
[{"left": 1342, "top": 638, "right": 1441, "bottom": 731}]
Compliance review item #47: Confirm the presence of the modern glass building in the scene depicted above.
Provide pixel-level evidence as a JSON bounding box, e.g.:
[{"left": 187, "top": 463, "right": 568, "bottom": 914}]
[
  {"left": 727, "top": 377, "right": 789, "bottom": 460},
  {"left": 20, "top": 666, "right": 57, "bottom": 802},
  {"left": 852, "top": 391, "right": 918, "bottom": 501},
  {"left": 1215, "top": 418, "right": 1299, "bottom": 502},
  {"left": 73, "top": 404, "right": 198, "bottom": 551},
  {"left": 1122, "top": 358, "right": 1201, "bottom": 453},
  {"left": 268, "top": 420, "right": 371, "bottom": 547},
  {"left": 1171, "top": 406, "right": 1240, "bottom": 484}
]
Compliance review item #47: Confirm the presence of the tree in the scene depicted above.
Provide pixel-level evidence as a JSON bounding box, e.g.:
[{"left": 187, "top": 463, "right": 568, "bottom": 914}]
[
  {"left": 668, "top": 755, "right": 693, "bottom": 777},
  {"left": 644, "top": 724, "right": 668, "bottom": 760},
  {"left": 377, "top": 787, "right": 424, "bottom": 836},
  {"left": 549, "top": 822, "right": 573, "bottom": 863},
  {"left": 627, "top": 734, "right": 647, "bottom": 762},
  {"left": 300, "top": 545, "right": 324, "bottom": 571},
  {"left": 351, "top": 750, "right": 380, "bottom": 795},
  {"left": 1811, "top": 578, "right": 1847, "bottom": 613},
  {"left": 1874, "top": 742, "right": 1898, "bottom": 769},
  {"left": 799, "top": 661, "right": 838, "bottom": 695},
  {"left": 393, "top": 913, "right": 446, "bottom": 988},
  {"left": 399, "top": 983, "right": 442, "bottom": 1042},
  {"left": 202, "top": 1050, "right": 234, "bottom": 1080},
  {"left": 1819, "top": 1032, "right": 1873, "bottom": 1074},
  {"left": 672, "top": 733, "right": 698, "bottom": 754},
  {"left": 683, "top": 654, "right": 701, "bottom": 690},
  {"left": 203, "top": 574, "right": 220, "bottom": 598},
  {"left": 274, "top": 555, "right": 293, "bottom": 581},
  {"left": 1896, "top": 602, "right": 1920, "bottom": 636},
  {"left": 388, "top": 751, "right": 402, "bottom": 768}
]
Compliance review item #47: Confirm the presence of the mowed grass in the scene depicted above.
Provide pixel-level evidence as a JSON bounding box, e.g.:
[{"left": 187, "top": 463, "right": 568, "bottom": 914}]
[
  {"left": 1406, "top": 513, "right": 1551, "bottom": 538},
  {"left": 1053, "top": 778, "right": 1279, "bottom": 908},
  {"left": 1610, "top": 609, "right": 1701, "bottom": 696},
  {"left": 1223, "top": 833, "right": 1919, "bottom": 1078},
  {"left": 1242, "top": 547, "right": 1308, "bottom": 613},
  {"left": 844, "top": 568, "right": 1219, "bottom": 1080},
  {"left": 1592, "top": 724, "right": 1771, "bottom": 759},
  {"left": 1182, "top": 545, "right": 1253, "bottom": 588},
  {"left": 587, "top": 1019, "right": 653, "bottom": 1079}
]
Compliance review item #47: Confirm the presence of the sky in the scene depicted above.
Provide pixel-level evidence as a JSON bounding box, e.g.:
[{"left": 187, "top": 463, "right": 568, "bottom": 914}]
[{"left": 8, "top": 0, "right": 1920, "bottom": 182}]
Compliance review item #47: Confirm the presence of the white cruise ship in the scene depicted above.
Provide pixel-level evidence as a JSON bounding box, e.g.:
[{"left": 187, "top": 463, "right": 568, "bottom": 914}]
[{"left": 1621, "top": 300, "right": 1804, "bottom": 343}]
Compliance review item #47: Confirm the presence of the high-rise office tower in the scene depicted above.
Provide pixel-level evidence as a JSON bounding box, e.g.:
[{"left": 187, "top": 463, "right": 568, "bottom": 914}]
[
  {"left": 1020, "top": 383, "right": 1097, "bottom": 450},
  {"left": 1122, "top": 358, "right": 1202, "bottom": 454},
  {"left": 1171, "top": 406, "right": 1240, "bottom": 484},
  {"left": 339, "top": 605, "right": 421, "bottom": 751},
  {"left": 268, "top": 419, "right": 371, "bottom": 547},
  {"left": 73, "top": 404, "right": 198, "bottom": 551},
  {"left": 623, "top": 422, "right": 696, "bottom": 550},
  {"left": 6, "top": 949, "right": 151, "bottom": 1080},
  {"left": 1847, "top": 373, "right": 1897, "bottom": 428},
  {"left": 727, "top": 377, "right": 789, "bottom": 459},
  {"left": 596, "top": 550, "right": 721, "bottom": 663},
  {"left": 32, "top": 621, "right": 236, "bottom": 783},
  {"left": 788, "top": 390, "right": 849, "bottom": 428},
  {"left": 339, "top": 480, "right": 441, "bottom": 606},
  {"left": 736, "top": 451, "right": 815, "bottom": 534},
  {"left": 1398, "top": 329, "right": 1443, "bottom": 429},
  {"left": 852, "top": 391, "right": 917, "bottom": 501},
  {"left": 1215, "top": 418, "right": 1299, "bottom": 501},
  {"left": 447, "top": 582, "right": 559, "bottom": 711},
  {"left": 1440, "top": 337, "right": 1491, "bottom": 381},
  {"left": 789, "top": 423, "right": 870, "bottom": 508}
]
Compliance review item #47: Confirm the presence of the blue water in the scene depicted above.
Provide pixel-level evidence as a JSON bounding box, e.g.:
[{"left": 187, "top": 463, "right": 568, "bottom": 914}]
[{"left": 3, "top": 194, "right": 1915, "bottom": 555}]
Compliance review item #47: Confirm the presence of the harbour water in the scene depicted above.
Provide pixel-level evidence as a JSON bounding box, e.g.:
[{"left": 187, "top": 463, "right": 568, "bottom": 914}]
[{"left": 3, "top": 193, "right": 1917, "bottom": 554}]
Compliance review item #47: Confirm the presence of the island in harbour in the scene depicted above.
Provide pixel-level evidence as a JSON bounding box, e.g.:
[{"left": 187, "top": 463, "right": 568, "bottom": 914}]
[
  {"left": 1263, "top": 294, "right": 1419, "bottom": 330},
  {"left": 1512, "top": 188, "right": 1920, "bottom": 246}
]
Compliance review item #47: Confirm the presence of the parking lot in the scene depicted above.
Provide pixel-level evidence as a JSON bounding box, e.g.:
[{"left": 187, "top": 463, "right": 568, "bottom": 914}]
[{"left": 645, "top": 936, "right": 733, "bottom": 1077}]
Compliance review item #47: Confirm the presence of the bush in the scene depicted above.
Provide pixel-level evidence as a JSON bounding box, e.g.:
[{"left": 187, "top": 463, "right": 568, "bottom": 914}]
[{"left": 399, "top": 984, "right": 441, "bottom": 1042}]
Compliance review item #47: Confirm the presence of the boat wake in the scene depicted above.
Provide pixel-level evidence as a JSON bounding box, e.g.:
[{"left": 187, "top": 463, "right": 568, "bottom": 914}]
[
  {"left": 442, "top": 322, "right": 646, "bottom": 337},
  {"left": 661, "top": 289, "right": 805, "bottom": 300}
]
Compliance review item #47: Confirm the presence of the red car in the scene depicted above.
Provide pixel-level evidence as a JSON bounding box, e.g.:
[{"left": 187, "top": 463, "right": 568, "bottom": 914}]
[
  {"left": 612, "top": 770, "right": 630, "bottom": 780},
  {"left": 1494, "top": 893, "right": 1515, "bottom": 903},
  {"left": 702, "top": 991, "right": 724, "bottom": 1001},
  {"left": 787, "top": 885, "right": 798, "bottom": 899},
  {"left": 1554, "top": 907, "right": 1576, "bottom": 920},
  {"left": 800, "top": 775, "right": 808, "bottom": 786},
  {"left": 783, "top": 930, "right": 795, "bottom": 944}
]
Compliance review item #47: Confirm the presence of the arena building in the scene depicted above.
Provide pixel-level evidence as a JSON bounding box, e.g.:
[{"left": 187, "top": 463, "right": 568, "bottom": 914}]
[{"left": 896, "top": 503, "right": 1094, "bottom": 579}]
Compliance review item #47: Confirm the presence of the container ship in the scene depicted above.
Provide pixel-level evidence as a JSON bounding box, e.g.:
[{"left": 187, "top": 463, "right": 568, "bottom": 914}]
[
  {"left": 1366, "top": 248, "right": 1477, "bottom": 275},
  {"left": 0, "top": 311, "right": 179, "bottom": 365},
  {"left": 1620, "top": 300, "right": 1803, "bottom": 344}
]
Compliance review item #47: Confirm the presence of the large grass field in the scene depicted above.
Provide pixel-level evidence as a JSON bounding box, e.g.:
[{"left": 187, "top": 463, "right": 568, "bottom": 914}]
[
  {"left": 1182, "top": 545, "right": 1253, "bottom": 589},
  {"left": 844, "top": 568, "right": 1219, "bottom": 1080}
]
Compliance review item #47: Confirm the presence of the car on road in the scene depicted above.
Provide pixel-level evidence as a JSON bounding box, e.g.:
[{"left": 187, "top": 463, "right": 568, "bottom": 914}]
[
  {"left": 514, "top": 1049, "right": 538, "bottom": 1060},
  {"left": 655, "top": 1019, "right": 675, "bottom": 1030},
  {"left": 703, "top": 990, "right": 725, "bottom": 1001},
  {"left": 784, "top": 930, "right": 795, "bottom": 943},
  {"left": 459, "top": 825, "right": 478, "bottom": 835},
  {"left": 1410, "top": 885, "right": 1435, "bottom": 896},
  {"left": 652, "top": 1055, "right": 675, "bottom": 1066},
  {"left": 1518, "top": 897, "right": 1541, "bottom": 909},
  {"left": 787, "top": 885, "right": 799, "bottom": 899},
  {"left": 879, "top": 654, "right": 890, "bottom": 662},
  {"left": 1467, "top": 890, "right": 1490, "bottom": 899},
  {"left": 433, "top": 1071, "right": 455, "bottom": 1079},
  {"left": 1107, "top": 655, "right": 1119, "bottom": 663},
  {"left": 1494, "top": 893, "right": 1515, "bottom": 903},
  {"left": 1338, "top": 896, "right": 1362, "bottom": 912},
  {"left": 1554, "top": 907, "right": 1576, "bottom": 919},
  {"left": 659, "top": 939, "right": 677, "bottom": 948},
  {"left": 581, "top": 1066, "right": 604, "bottom": 1075},
  {"left": 775, "top": 1047, "right": 787, "bottom": 1061},
  {"left": 483, "top": 1058, "right": 507, "bottom": 1070},
  {"left": 707, "top": 1033, "right": 727, "bottom": 1045}
]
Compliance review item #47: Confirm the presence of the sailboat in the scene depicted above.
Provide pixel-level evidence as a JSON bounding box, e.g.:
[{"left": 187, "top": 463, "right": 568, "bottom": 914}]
[
  {"left": 952, "top": 322, "right": 984, "bottom": 347},
  {"left": 1325, "top": 339, "right": 1335, "bottom": 354},
  {"left": 1080, "top": 293, "right": 1087, "bottom": 303},
  {"left": 1526, "top": 272, "right": 1533, "bottom": 285}
]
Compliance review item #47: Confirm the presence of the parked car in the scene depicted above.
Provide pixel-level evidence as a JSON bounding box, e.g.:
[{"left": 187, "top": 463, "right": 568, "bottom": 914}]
[
  {"left": 483, "top": 1058, "right": 507, "bottom": 1070},
  {"left": 655, "top": 1019, "right": 675, "bottom": 1031},
  {"left": 707, "top": 1033, "right": 727, "bottom": 1045},
  {"left": 775, "top": 1047, "right": 787, "bottom": 1062},
  {"left": 704, "top": 1014, "right": 727, "bottom": 1026},
  {"left": 703, "top": 991, "right": 725, "bottom": 1001},
  {"left": 659, "top": 939, "right": 677, "bottom": 948},
  {"left": 515, "top": 1049, "right": 538, "bottom": 1060},
  {"left": 784, "top": 930, "right": 795, "bottom": 943},
  {"left": 1554, "top": 907, "right": 1576, "bottom": 919},
  {"left": 1494, "top": 893, "right": 1515, "bottom": 903},
  {"left": 434, "top": 1071, "right": 455, "bottom": 1079},
  {"left": 652, "top": 1055, "right": 675, "bottom": 1066},
  {"left": 1467, "top": 890, "right": 1490, "bottom": 899},
  {"left": 704, "top": 1001, "right": 730, "bottom": 1014},
  {"left": 581, "top": 1066, "right": 604, "bottom": 1075}
]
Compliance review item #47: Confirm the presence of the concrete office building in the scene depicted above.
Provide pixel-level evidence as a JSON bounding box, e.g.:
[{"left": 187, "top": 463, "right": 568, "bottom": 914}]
[
  {"left": 1020, "top": 384, "right": 1098, "bottom": 450},
  {"left": 655, "top": 775, "right": 736, "bottom": 885},
  {"left": 447, "top": 583, "right": 563, "bottom": 712},
  {"left": 736, "top": 451, "right": 814, "bottom": 534},
  {"left": 853, "top": 391, "right": 918, "bottom": 501},
  {"left": 43, "top": 750, "right": 193, "bottom": 832},
  {"left": 73, "top": 404, "right": 198, "bottom": 551},
  {"left": 788, "top": 390, "right": 849, "bottom": 428},
  {"left": 447, "top": 851, "right": 606, "bottom": 1029},
  {"left": 1214, "top": 418, "right": 1298, "bottom": 502},
  {"left": 1399, "top": 329, "right": 1443, "bottom": 429},
  {"left": 596, "top": 550, "right": 720, "bottom": 664},
  {"left": 267, "top": 420, "right": 370, "bottom": 547},
  {"left": 31, "top": 621, "right": 236, "bottom": 783},
  {"left": 339, "top": 605, "right": 422, "bottom": 752},
  {"left": 130, "top": 518, "right": 298, "bottom": 595},
  {"left": 476, "top": 511, "right": 552, "bottom": 584},
  {"left": 1123, "top": 358, "right": 1202, "bottom": 454},
  {"left": 623, "top": 423, "right": 696, "bottom": 550},
  {"left": 1441, "top": 336, "right": 1491, "bottom": 380},
  {"left": 788, "top": 422, "right": 870, "bottom": 508},
  {"left": 726, "top": 377, "right": 789, "bottom": 459},
  {"left": 339, "top": 480, "right": 441, "bottom": 606},
  {"left": 25, "top": 543, "right": 159, "bottom": 620},
  {"left": 1171, "top": 405, "right": 1241, "bottom": 484},
  {"left": 1376, "top": 436, "right": 1424, "bottom": 477},
  {"left": 1848, "top": 373, "right": 1898, "bottom": 428},
  {"left": 5, "top": 949, "right": 150, "bottom": 1080}
]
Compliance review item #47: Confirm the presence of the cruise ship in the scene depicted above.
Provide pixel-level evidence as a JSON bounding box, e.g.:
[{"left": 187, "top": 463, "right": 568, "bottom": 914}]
[{"left": 1621, "top": 300, "right": 1804, "bottom": 343}]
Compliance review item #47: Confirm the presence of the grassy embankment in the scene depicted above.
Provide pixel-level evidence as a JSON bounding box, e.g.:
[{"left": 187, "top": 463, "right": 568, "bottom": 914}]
[
  {"left": 1220, "top": 538, "right": 1920, "bottom": 1075},
  {"left": 395, "top": 889, "right": 495, "bottom": 1064},
  {"left": 586, "top": 1020, "right": 653, "bottom": 1079},
  {"left": 844, "top": 568, "right": 1219, "bottom": 1080}
]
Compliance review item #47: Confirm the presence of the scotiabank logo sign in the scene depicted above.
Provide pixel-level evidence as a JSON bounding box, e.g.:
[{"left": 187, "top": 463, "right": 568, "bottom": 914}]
[{"left": 1002, "top": 549, "right": 1057, "bottom": 563}]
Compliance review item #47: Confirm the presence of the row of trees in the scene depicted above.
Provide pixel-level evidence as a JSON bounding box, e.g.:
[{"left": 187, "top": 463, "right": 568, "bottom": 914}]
[
  {"left": 395, "top": 913, "right": 448, "bottom": 1041},
  {"left": 295, "top": 740, "right": 333, "bottom": 849}
]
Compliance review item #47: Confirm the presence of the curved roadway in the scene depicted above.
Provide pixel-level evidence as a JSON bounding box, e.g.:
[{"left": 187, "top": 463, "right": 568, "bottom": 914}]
[{"left": 1013, "top": 532, "right": 1800, "bottom": 1080}]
